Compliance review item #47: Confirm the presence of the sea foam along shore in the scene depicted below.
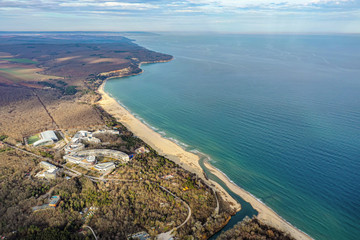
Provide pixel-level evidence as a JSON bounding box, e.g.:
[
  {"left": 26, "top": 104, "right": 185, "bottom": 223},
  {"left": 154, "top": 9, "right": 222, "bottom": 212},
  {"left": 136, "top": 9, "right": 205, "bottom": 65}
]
[
  {"left": 97, "top": 81, "right": 240, "bottom": 211},
  {"left": 97, "top": 75, "right": 312, "bottom": 240}
]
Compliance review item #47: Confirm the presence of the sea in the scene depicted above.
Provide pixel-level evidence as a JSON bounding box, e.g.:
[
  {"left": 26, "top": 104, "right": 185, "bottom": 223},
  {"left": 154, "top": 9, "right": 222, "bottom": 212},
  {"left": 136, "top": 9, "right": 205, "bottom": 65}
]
[{"left": 104, "top": 33, "right": 360, "bottom": 240}]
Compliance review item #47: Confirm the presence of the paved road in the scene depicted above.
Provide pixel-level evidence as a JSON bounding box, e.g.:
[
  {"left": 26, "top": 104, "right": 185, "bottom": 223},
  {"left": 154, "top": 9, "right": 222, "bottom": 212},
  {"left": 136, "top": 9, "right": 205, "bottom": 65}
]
[
  {"left": 84, "top": 225, "right": 98, "bottom": 240},
  {"left": 212, "top": 188, "right": 219, "bottom": 216},
  {"left": 157, "top": 186, "right": 192, "bottom": 240}
]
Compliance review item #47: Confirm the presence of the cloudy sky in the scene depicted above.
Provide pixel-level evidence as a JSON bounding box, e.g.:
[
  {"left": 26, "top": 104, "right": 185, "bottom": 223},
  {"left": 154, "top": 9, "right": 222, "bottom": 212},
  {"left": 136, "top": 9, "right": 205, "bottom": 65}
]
[{"left": 0, "top": 0, "right": 359, "bottom": 33}]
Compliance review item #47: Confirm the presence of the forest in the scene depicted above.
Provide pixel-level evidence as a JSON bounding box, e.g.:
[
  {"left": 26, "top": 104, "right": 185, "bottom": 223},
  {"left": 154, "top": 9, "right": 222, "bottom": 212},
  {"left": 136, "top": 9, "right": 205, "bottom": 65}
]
[{"left": 217, "top": 217, "right": 295, "bottom": 240}]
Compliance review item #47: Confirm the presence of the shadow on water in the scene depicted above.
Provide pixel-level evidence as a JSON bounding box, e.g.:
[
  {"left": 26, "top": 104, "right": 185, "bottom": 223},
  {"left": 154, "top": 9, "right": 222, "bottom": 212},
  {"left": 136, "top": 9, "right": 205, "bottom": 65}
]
[{"left": 197, "top": 155, "right": 258, "bottom": 239}]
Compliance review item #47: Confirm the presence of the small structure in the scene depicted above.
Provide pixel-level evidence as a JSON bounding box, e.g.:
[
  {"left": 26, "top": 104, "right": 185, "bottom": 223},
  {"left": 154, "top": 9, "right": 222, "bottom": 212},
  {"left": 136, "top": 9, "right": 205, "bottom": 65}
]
[
  {"left": 33, "top": 130, "right": 59, "bottom": 147},
  {"left": 128, "top": 232, "right": 151, "bottom": 240},
  {"left": 183, "top": 186, "right": 189, "bottom": 191},
  {"left": 135, "top": 146, "right": 150, "bottom": 154},
  {"left": 32, "top": 195, "right": 61, "bottom": 212},
  {"left": 162, "top": 174, "right": 174, "bottom": 180},
  {"left": 49, "top": 196, "right": 61, "bottom": 207},
  {"left": 94, "top": 129, "right": 120, "bottom": 135},
  {"left": 86, "top": 155, "right": 96, "bottom": 165}
]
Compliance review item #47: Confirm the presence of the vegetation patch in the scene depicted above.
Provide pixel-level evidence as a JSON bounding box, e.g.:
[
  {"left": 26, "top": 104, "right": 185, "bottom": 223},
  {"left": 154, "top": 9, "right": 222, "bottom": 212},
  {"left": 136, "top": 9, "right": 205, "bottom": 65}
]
[
  {"left": 0, "top": 135, "right": 8, "bottom": 141},
  {"left": 1, "top": 58, "right": 38, "bottom": 64},
  {"left": 37, "top": 81, "right": 78, "bottom": 95},
  {"left": 27, "top": 135, "right": 40, "bottom": 145},
  {"left": 217, "top": 216, "right": 295, "bottom": 240},
  {"left": 64, "top": 86, "right": 77, "bottom": 95}
]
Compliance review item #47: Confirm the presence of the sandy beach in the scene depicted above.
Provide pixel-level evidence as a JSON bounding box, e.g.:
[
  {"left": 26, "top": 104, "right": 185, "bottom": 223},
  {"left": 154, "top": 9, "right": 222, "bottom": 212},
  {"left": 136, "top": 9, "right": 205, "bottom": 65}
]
[{"left": 97, "top": 80, "right": 312, "bottom": 240}]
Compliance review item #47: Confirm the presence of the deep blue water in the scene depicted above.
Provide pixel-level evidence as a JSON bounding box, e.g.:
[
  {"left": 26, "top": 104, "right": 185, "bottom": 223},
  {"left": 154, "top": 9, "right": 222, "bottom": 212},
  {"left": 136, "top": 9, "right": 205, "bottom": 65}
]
[{"left": 105, "top": 34, "right": 360, "bottom": 240}]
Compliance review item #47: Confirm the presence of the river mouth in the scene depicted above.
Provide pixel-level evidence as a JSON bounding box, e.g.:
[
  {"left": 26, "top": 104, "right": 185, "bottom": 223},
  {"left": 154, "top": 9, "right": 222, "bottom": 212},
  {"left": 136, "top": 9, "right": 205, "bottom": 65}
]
[{"left": 197, "top": 153, "right": 258, "bottom": 239}]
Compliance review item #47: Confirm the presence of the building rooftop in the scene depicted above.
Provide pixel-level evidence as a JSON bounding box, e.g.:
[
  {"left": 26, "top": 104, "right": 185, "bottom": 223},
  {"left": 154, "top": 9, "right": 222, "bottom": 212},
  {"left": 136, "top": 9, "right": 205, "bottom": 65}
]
[
  {"left": 49, "top": 196, "right": 61, "bottom": 207},
  {"left": 33, "top": 130, "right": 58, "bottom": 147},
  {"left": 41, "top": 130, "right": 58, "bottom": 142},
  {"left": 40, "top": 161, "right": 57, "bottom": 170},
  {"left": 94, "top": 162, "right": 115, "bottom": 171}
]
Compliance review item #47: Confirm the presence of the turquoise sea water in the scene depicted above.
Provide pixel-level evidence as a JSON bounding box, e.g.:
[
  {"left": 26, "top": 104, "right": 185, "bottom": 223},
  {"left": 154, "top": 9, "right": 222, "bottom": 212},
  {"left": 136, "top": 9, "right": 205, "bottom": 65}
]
[{"left": 105, "top": 34, "right": 360, "bottom": 240}]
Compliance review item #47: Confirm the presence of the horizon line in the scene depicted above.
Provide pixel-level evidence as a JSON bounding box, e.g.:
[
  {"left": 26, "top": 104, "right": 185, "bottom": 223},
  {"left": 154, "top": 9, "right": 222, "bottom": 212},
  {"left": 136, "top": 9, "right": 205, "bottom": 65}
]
[{"left": 0, "top": 30, "right": 359, "bottom": 35}]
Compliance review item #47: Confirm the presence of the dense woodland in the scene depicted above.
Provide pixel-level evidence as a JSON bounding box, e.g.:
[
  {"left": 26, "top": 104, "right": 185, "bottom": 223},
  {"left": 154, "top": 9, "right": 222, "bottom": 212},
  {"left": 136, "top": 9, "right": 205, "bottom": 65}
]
[{"left": 216, "top": 217, "right": 295, "bottom": 240}]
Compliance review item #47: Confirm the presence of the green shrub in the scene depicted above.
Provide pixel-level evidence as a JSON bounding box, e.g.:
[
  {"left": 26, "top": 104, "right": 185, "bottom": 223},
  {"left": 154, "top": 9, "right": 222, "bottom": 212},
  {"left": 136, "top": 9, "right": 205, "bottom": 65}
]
[{"left": 64, "top": 86, "right": 77, "bottom": 95}]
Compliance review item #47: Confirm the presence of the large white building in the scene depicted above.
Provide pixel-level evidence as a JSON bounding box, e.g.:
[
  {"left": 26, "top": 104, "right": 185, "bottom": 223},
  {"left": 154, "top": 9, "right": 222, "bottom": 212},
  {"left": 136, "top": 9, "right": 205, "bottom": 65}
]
[
  {"left": 36, "top": 161, "right": 59, "bottom": 179},
  {"left": 72, "top": 131, "right": 101, "bottom": 144},
  {"left": 64, "top": 149, "right": 129, "bottom": 164},
  {"left": 33, "top": 130, "right": 58, "bottom": 147},
  {"left": 64, "top": 142, "right": 85, "bottom": 154}
]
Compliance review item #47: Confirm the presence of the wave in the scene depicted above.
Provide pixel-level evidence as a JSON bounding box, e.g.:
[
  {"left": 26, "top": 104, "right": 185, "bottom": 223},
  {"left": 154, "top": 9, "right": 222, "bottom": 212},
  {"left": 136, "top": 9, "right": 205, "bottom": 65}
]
[
  {"left": 110, "top": 92, "right": 191, "bottom": 149},
  {"left": 202, "top": 161, "right": 312, "bottom": 239},
  {"left": 105, "top": 82, "right": 313, "bottom": 240}
]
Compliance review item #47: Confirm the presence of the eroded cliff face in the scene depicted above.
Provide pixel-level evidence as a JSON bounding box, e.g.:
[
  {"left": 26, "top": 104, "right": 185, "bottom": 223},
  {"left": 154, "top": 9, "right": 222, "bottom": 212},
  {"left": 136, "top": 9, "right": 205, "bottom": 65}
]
[{"left": 97, "top": 66, "right": 137, "bottom": 79}]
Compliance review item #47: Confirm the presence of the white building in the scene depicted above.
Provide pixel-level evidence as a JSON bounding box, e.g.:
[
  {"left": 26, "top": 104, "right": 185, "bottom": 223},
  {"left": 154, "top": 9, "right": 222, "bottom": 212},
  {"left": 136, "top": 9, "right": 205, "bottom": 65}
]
[
  {"left": 40, "top": 161, "right": 57, "bottom": 170},
  {"left": 86, "top": 155, "right": 96, "bottom": 164},
  {"left": 44, "top": 168, "right": 59, "bottom": 179},
  {"left": 76, "top": 149, "right": 129, "bottom": 162},
  {"left": 41, "top": 131, "right": 58, "bottom": 141},
  {"left": 64, "top": 142, "right": 85, "bottom": 154},
  {"left": 37, "top": 161, "right": 59, "bottom": 179},
  {"left": 135, "top": 146, "right": 150, "bottom": 154},
  {"left": 63, "top": 155, "right": 84, "bottom": 164},
  {"left": 87, "top": 136, "right": 101, "bottom": 143},
  {"left": 33, "top": 130, "right": 58, "bottom": 147},
  {"left": 72, "top": 131, "right": 101, "bottom": 144},
  {"left": 94, "top": 162, "right": 115, "bottom": 172},
  {"left": 94, "top": 129, "right": 120, "bottom": 135}
]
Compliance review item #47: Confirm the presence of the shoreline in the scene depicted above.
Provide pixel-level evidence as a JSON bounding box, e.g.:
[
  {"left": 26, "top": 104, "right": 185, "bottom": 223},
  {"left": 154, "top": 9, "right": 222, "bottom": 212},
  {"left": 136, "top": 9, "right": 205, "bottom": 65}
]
[
  {"left": 203, "top": 161, "right": 312, "bottom": 240},
  {"left": 97, "top": 80, "right": 241, "bottom": 211},
  {"left": 96, "top": 70, "right": 312, "bottom": 240}
]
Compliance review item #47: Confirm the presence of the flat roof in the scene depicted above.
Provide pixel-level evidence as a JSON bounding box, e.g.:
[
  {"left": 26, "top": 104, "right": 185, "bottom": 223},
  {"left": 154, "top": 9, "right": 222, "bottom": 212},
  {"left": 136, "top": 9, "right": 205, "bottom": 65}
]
[{"left": 41, "top": 130, "right": 58, "bottom": 141}]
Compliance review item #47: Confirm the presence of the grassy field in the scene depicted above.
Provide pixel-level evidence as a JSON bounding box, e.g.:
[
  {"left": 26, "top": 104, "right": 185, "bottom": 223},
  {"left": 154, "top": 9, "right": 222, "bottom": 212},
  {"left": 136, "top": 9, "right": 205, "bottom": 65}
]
[
  {"left": 0, "top": 65, "right": 60, "bottom": 83},
  {"left": 1, "top": 58, "right": 38, "bottom": 64},
  {"left": 27, "top": 135, "right": 40, "bottom": 145}
]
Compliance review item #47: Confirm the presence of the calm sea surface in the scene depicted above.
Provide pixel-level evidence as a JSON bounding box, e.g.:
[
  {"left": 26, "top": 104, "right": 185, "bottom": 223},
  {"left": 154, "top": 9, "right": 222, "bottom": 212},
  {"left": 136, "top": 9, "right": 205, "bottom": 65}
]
[{"left": 105, "top": 34, "right": 360, "bottom": 240}]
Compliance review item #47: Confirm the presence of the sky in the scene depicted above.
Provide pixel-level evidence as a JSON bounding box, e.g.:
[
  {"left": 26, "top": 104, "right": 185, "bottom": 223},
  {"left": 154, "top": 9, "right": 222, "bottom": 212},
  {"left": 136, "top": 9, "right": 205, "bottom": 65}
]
[{"left": 0, "top": 0, "right": 359, "bottom": 33}]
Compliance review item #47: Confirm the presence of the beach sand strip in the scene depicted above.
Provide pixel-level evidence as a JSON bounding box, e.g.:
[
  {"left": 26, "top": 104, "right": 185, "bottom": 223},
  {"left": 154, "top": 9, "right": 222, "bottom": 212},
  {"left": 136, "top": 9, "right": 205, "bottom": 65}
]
[{"left": 97, "top": 81, "right": 312, "bottom": 240}]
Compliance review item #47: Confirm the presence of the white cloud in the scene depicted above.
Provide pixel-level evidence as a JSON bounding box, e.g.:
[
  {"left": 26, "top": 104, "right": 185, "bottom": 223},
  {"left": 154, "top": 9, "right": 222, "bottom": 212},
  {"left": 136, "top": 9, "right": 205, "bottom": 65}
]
[
  {"left": 187, "top": 0, "right": 351, "bottom": 8},
  {"left": 60, "top": 1, "right": 158, "bottom": 10}
]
